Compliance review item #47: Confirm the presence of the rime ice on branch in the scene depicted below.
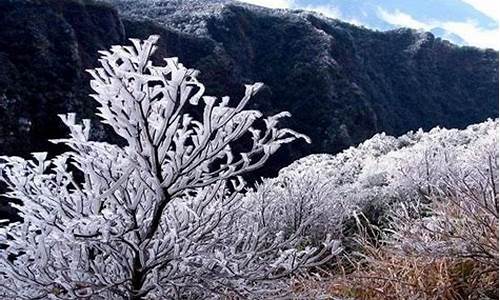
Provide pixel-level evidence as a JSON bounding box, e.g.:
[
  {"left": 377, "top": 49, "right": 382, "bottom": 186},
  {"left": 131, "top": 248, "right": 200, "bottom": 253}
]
[{"left": 0, "top": 35, "right": 334, "bottom": 299}]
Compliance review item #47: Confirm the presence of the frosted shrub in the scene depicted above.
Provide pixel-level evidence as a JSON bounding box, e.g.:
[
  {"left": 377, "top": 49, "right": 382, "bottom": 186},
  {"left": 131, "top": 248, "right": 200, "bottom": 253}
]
[
  {"left": 0, "top": 36, "right": 335, "bottom": 299},
  {"left": 247, "top": 119, "right": 499, "bottom": 255},
  {"left": 242, "top": 168, "right": 342, "bottom": 244},
  {"left": 322, "top": 122, "right": 499, "bottom": 300},
  {"left": 388, "top": 122, "right": 499, "bottom": 261}
]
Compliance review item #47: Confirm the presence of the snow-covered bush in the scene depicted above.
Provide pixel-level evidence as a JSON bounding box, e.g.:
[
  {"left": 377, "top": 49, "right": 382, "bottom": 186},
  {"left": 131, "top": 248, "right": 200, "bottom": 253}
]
[
  {"left": 0, "top": 36, "right": 334, "bottom": 299},
  {"left": 242, "top": 168, "right": 342, "bottom": 244},
  {"left": 387, "top": 121, "right": 499, "bottom": 261},
  {"left": 273, "top": 120, "right": 498, "bottom": 299},
  {"left": 314, "top": 122, "right": 499, "bottom": 300},
  {"left": 246, "top": 119, "right": 499, "bottom": 251}
]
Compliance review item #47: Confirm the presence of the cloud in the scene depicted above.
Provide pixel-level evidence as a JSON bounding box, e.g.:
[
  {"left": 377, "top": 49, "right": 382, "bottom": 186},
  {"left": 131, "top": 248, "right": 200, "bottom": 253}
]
[
  {"left": 303, "top": 4, "right": 342, "bottom": 19},
  {"left": 377, "top": 8, "right": 430, "bottom": 30},
  {"left": 238, "top": 0, "right": 294, "bottom": 9},
  {"left": 378, "top": 7, "right": 498, "bottom": 49},
  {"left": 460, "top": 0, "right": 499, "bottom": 22},
  {"left": 441, "top": 20, "right": 498, "bottom": 49},
  {"left": 301, "top": 4, "right": 363, "bottom": 26}
]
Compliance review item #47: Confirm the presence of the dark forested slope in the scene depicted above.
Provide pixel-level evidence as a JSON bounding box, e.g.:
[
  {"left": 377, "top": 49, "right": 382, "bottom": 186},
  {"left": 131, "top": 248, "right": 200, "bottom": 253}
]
[{"left": 0, "top": 0, "right": 497, "bottom": 173}]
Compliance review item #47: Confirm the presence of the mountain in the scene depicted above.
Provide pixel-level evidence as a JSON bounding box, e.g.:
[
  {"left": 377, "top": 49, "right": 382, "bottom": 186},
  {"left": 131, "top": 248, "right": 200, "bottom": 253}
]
[
  {"left": 293, "top": 0, "right": 497, "bottom": 30},
  {"left": 0, "top": 0, "right": 497, "bottom": 182},
  {"left": 289, "top": 0, "right": 498, "bottom": 48}
]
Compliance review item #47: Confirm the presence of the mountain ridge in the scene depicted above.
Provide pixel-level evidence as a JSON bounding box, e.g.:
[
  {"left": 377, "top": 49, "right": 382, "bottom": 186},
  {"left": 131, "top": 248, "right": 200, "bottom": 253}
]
[{"left": 0, "top": 0, "right": 497, "bottom": 173}]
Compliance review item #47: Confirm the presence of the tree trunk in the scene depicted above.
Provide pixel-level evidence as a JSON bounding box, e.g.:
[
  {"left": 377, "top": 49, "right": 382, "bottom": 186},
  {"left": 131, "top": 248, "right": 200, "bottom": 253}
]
[
  {"left": 129, "top": 192, "right": 171, "bottom": 299},
  {"left": 129, "top": 253, "right": 145, "bottom": 300}
]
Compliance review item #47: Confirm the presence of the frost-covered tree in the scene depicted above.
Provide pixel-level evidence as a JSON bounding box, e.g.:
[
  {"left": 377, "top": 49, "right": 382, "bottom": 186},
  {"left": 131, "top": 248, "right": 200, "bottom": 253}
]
[{"left": 0, "top": 36, "right": 333, "bottom": 299}]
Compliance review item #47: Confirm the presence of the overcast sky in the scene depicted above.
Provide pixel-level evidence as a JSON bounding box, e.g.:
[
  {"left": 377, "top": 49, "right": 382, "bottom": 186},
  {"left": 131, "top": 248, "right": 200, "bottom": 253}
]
[{"left": 239, "top": 0, "right": 499, "bottom": 49}]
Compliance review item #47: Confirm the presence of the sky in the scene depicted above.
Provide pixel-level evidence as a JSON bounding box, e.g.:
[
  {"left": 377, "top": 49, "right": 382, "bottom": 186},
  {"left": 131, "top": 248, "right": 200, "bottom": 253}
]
[{"left": 239, "top": 0, "right": 499, "bottom": 49}]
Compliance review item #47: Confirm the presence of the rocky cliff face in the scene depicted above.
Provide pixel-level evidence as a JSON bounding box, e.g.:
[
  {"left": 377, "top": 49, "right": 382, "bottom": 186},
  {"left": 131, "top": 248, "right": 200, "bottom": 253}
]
[{"left": 0, "top": 0, "right": 498, "bottom": 176}]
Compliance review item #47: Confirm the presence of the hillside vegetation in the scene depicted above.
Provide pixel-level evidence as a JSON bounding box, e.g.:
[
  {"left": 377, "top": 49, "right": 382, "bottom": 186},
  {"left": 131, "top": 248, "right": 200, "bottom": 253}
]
[{"left": 244, "top": 119, "right": 498, "bottom": 299}]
